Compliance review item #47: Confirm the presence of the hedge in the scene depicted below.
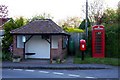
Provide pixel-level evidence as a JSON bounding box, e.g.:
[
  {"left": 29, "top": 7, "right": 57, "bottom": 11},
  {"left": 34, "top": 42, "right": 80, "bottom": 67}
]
[
  {"left": 65, "top": 27, "right": 84, "bottom": 33},
  {"left": 104, "top": 23, "right": 119, "bottom": 58}
]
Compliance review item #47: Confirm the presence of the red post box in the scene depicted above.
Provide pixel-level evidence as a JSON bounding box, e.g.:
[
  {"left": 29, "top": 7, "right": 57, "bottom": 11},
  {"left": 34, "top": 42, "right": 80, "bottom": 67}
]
[
  {"left": 80, "top": 39, "right": 86, "bottom": 60},
  {"left": 80, "top": 39, "right": 86, "bottom": 51}
]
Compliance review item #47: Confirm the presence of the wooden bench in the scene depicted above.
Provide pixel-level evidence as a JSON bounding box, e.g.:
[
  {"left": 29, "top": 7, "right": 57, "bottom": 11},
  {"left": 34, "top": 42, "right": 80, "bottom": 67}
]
[
  {"left": 25, "top": 53, "right": 36, "bottom": 58},
  {"left": 25, "top": 53, "right": 35, "bottom": 55}
]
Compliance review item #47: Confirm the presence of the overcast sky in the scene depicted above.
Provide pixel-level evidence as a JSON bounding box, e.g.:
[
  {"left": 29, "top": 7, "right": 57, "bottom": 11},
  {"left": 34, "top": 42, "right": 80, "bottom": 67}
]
[{"left": 0, "top": 0, "right": 119, "bottom": 22}]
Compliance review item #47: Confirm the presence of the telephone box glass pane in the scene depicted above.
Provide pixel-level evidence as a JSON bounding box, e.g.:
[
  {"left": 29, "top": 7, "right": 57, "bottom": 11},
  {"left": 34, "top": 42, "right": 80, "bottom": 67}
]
[{"left": 95, "top": 32, "right": 102, "bottom": 54}]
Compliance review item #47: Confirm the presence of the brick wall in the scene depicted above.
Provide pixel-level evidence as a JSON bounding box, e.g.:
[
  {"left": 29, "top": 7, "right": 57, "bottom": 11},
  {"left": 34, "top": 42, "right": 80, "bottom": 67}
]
[
  {"left": 13, "top": 35, "right": 68, "bottom": 60},
  {"left": 51, "top": 49, "right": 58, "bottom": 59},
  {"left": 51, "top": 35, "right": 67, "bottom": 61},
  {"left": 0, "top": 27, "right": 3, "bottom": 30},
  {"left": 13, "top": 35, "right": 24, "bottom": 58}
]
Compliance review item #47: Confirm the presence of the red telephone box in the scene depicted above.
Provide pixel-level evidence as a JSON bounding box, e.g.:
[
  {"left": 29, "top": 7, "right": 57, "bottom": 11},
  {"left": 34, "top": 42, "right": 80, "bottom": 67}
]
[{"left": 92, "top": 25, "right": 105, "bottom": 58}]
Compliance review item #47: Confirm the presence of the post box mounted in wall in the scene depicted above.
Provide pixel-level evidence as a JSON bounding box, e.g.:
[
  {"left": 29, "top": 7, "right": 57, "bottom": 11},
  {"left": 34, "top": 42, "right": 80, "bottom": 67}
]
[{"left": 80, "top": 39, "right": 86, "bottom": 60}]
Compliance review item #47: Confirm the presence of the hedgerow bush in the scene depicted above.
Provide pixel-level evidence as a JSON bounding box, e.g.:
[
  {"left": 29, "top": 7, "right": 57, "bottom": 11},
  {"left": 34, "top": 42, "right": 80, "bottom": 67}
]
[
  {"left": 104, "top": 23, "right": 119, "bottom": 58},
  {"left": 2, "top": 17, "right": 27, "bottom": 60},
  {"left": 63, "top": 27, "right": 84, "bottom": 33}
]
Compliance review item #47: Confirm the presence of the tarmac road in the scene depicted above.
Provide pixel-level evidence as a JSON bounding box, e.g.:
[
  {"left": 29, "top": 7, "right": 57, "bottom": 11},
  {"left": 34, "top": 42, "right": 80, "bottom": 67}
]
[{"left": 2, "top": 68, "right": 119, "bottom": 79}]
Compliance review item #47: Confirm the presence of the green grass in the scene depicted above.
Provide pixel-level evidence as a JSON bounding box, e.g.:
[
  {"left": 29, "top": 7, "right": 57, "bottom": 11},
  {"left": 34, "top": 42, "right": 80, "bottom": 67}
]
[{"left": 74, "top": 57, "right": 120, "bottom": 66}]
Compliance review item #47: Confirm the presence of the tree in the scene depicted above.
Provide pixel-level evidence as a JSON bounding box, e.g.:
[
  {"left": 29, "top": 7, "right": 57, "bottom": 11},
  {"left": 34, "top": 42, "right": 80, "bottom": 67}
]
[
  {"left": 0, "top": 5, "right": 8, "bottom": 18},
  {"left": 30, "top": 13, "right": 53, "bottom": 21},
  {"left": 117, "top": 1, "right": 120, "bottom": 23},
  {"left": 2, "top": 17, "right": 27, "bottom": 60},
  {"left": 82, "top": 0, "right": 105, "bottom": 25},
  {"left": 79, "top": 18, "right": 91, "bottom": 30},
  {"left": 58, "top": 17, "right": 81, "bottom": 28},
  {"left": 102, "top": 8, "right": 118, "bottom": 24}
]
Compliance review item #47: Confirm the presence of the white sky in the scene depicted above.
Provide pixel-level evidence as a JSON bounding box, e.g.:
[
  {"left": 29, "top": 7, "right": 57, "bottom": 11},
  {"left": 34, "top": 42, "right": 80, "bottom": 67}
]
[{"left": 0, "top": 0, "right": 119, "bottom": 22}]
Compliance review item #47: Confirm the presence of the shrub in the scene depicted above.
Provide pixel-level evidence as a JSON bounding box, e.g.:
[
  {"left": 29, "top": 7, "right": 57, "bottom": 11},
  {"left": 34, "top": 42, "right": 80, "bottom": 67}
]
[
  {"left": 64, "top": 27, "right": 84, "bottom": 33},
  {"left": 104, "top": 23, "right": 119, "bottom": 58},
  {"left": 2, "top": 17, "right": 28, "bottom": 60}
]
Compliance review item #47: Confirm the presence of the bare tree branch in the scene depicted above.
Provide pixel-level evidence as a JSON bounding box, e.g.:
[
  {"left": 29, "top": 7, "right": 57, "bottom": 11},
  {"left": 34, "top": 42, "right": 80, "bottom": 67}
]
[
  {"left": 0, "top": 5, "right": 8, "bottom": 18},
  {"left": 82, "top": 0, "right": 105, "bottom": 25}
]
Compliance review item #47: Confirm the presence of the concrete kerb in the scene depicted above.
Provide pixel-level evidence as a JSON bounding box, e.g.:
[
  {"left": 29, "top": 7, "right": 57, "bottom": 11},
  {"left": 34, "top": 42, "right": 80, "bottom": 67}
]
[
  {"left": 2, "top": 66, "right": 109, "bottom": 70},
  {"left": 2, "top": 62, "right": 112, "bottom": 70}
]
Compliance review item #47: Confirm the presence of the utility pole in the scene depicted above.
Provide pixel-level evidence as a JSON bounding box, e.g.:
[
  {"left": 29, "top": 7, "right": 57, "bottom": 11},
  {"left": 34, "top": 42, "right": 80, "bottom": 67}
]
[{"left": 85, "top": 0, "right": 88, "bottom": 40}]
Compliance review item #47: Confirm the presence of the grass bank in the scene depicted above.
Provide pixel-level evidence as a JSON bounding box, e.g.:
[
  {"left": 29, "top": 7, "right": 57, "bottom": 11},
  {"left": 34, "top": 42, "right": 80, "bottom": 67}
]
[{"left": 74, "top": 58, "right": 120, "bottom": 66}]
